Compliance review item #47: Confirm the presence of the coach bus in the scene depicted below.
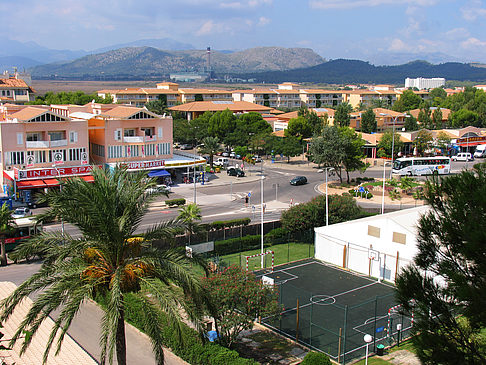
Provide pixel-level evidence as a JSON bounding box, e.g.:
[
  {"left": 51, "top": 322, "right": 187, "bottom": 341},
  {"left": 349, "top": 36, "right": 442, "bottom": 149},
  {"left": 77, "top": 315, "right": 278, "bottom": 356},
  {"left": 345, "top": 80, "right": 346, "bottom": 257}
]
[
  {"left": 5, "top": 217, "right": 43, "bottom": 252},
  {"left": 392, "top": 156, "right": 451, "bottom": 176}
]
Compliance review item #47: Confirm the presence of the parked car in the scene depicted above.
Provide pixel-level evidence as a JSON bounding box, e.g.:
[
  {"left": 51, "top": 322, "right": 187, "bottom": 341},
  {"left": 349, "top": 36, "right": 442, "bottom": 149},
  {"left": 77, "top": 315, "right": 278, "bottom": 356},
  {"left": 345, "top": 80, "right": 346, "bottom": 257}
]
[
  {"left": 474, "top": 144, "right": 486, "bottom": 158},
  {"left": 214, "top": 157, "right": 229, "bottom": 167},
  {"left": 222, "top": 151, "right": 230, "bottom": 157},
  {"left": 12, "top": 207, "right": 32, "bottom": 219},
  {"left": 452, "top": 152, "right": 474, "bottom": 162},
  {"left": 228, "top": 168, "right": 245, "bottom": 177},
  {"left": 146, "top": 184, "right": 171, "bottom": 194},
  {"left": 290, "top": 176, "right": 307, "bottom": 186},
  {"left": 27, "top": 199, "right": 49, "bottom": 209},
  {"left": 229, "top": 152, "right": 236, "bottom": 158},
  {"left": 180, "top": 144, "right": 193, "bottom": 150},
  {"left": 253, "top": 156, "right": 262, "bottom": 163}
]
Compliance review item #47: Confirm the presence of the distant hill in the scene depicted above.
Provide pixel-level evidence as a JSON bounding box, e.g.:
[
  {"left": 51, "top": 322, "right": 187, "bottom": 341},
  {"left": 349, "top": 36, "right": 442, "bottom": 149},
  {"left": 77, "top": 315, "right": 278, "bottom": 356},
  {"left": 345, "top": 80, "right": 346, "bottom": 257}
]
[
  {"left": 30, "top": 46, "right": 325, "bottom": 79},
  {"left": 93, "top": 38, "right": 195, "bottom": 53},
  {"left": 238, "top": 59, "right": 486, "bottom": 84}
]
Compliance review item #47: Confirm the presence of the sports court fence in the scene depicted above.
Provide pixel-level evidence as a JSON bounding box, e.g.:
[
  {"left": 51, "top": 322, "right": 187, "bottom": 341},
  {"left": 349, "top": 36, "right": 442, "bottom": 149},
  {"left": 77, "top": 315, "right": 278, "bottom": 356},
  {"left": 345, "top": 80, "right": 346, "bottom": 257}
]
[{"left": 262, "top": 278, "right": 413, "bottom": 364}]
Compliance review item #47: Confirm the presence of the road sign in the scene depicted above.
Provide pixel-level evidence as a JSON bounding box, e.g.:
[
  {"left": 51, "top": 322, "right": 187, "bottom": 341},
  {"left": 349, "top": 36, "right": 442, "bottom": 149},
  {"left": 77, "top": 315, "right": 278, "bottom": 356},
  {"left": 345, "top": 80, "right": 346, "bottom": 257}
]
[
  {"left": 81, "top": 151, "right": 88, "bottom": 165},
  {"left": 26, "top": 155, "right": 35, "bottom": 168},
  {"left": 53, "top": 152, "right": 64, "bottom": 165},
  {"left": 376, "top": 326, "right": 385, "bottom": 333},
  {"left": 358, "top": 186, "right": 366, "bottom": 193},
  {"left": 248, "top": 192, "right": 251, "bottom": 197}
]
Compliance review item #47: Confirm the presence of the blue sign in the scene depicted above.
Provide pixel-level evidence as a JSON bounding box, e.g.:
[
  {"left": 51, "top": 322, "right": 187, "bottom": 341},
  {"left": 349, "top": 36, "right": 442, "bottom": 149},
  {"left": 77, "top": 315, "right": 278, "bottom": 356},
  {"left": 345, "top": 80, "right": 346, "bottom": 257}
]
[
  {"left": 376, "top": 326, "right": 385, "bottom": 333},
  {"left": 358, "top": 186, "right": 366, "bottom": 193},
  {"left": 248, "top": 192, "right": 251, "bottom": 197}
]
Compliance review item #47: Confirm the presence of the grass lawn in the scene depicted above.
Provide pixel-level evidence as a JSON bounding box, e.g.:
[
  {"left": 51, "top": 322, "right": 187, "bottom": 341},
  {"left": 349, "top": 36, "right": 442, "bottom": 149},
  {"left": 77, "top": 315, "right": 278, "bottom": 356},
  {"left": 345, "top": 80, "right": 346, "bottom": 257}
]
[
  {"left": 352, "top": 357, "right": 391, "bottom": 365},
  {"left": 218, "top": 242, "right": 314, "bottom": 271},
  {"left": 388, "top": 339, "right": 416, "bottom": 354}
]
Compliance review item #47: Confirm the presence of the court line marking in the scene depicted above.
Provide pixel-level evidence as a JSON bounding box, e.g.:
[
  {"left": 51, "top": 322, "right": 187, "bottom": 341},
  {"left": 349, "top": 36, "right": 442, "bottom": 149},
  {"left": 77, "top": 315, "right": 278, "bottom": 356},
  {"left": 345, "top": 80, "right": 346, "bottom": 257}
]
[{"left": 278, "top": 281, "right": 379, "bottom": 315}]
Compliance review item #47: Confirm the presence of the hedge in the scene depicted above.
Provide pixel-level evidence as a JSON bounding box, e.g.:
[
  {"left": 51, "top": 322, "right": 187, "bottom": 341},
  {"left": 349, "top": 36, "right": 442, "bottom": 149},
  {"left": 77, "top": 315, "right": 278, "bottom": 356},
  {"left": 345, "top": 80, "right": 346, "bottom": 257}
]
[
  {"left": 300, "top": 351, "right": 331, "bottom": 365},
  {"left": 209, "top": 218, "right": 251, "bottom": 231},
  {"left": 264, "top": 227, "right": 289, "bottom": 245},
  {"left": 214, "top": 235, "right": 261, "bottom": 255},
  {"left": 96, "top": 292, "right": 256, "bottom": 365},
  {"left": 165, "top": 198, "right": 186, "bottom": 207}
]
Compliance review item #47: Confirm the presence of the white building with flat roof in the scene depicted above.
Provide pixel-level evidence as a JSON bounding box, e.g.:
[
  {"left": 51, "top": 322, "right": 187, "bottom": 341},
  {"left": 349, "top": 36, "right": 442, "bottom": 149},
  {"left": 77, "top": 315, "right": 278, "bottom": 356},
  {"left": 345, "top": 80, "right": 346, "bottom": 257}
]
[{"left": 405, "top": 77, "right": 445, "bottom": 90}]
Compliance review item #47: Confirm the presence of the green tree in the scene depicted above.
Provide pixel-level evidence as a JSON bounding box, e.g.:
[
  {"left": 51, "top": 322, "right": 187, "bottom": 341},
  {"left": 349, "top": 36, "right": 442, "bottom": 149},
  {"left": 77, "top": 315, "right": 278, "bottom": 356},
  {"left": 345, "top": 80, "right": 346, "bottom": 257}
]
[
  {"left": 0, "top": 167, "right": 207, "bottom": 365},
  {"left": 29, "top": 91, "right": 112, "bottom": 105},
  {"left": 432, "top": 107, "right": 443, "bottom": 129},
  {"left": 360, "top": 108, "right": 377, "bottom": 133},
  {"left": 404, "top": 114, "right": 419, "bottom": 131},
  {"left": 178, "top": 203, "right": 202, "bottom": 244},
  {"left": 377, "top": 130, "right": 404, "bottom": 158},
  {"left": 448, "top": 109, "right": 480, "bottom": 128},
  {"left": 334, "top": 102, "right": 352, "bottom": 127},
  {"left": 208, "top": 109, "right": 237, "bottom": 141},
  {"left": 275, "top": 136, "right": 303, "bottom": 163},
  {"left": 201, "top": 266, "right": 279, "bottom": 348},
  {"left": 145, "top": 96, "right": 168, "bottom": 115},
  {"left": 436, "top": 131, "right": 451, "bottom": 152},
  {"left": 0, "top": 203, "right": 15, "bottom": 266},
  {"left": 285, "top": 116, "right": 312, "bottom": 139},
  {"left": 413, "top": 129, "right": 434, "bottom": 156},
  {"left": 393, "top": 90, "right": 422, "bottom": 112},
  {"left": 418, "top": 104, "right": 433, "bottom": 129},
  {"left": 429, "top": 87, "right": 447, "bottom": 105},
  {"left": 199, "top": 136, "right": 221, "bottom": 169},
  {"left": 308, "top": 127, "right": 346, "bottom": 182},
  {"left": 396, "top": 165, "right": 486, "bottom": 364},
  {"left": 340, "top": 127, "right": 368, "bottom": 183}
]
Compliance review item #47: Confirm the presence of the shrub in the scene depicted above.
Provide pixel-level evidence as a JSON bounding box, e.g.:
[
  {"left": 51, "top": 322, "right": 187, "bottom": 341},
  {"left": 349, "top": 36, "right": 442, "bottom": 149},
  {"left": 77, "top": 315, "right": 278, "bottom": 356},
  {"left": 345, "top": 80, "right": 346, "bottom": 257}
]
[
  {"left": 214, "top": 235, "right": 261, "bottom": 255},
  {"left": 300, "top": 351, "right": 331, "bottom": 365},
  {"left": 165, "top": 198, "right": 186, "bottom": 207},
  {"left": 209, "top": 218, "right": 251, "bottom": 231},
  {"left": 264, "top": 227, "right": 288, "bottom": 245}
]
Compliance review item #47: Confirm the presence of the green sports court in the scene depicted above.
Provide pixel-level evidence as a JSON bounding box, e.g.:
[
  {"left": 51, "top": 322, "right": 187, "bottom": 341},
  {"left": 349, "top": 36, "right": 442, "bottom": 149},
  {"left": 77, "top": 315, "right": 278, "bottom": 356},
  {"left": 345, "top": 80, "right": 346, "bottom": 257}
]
[{"left": 255, "top": 258, "right": 413, "bottom": 364}]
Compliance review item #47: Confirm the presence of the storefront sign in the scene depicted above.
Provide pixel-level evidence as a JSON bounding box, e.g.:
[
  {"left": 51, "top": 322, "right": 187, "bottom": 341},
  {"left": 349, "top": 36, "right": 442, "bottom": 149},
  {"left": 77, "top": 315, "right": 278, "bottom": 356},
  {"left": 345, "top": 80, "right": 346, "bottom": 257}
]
[
  {"left": 53, "top": 152, "right": 64, "bottom": 165},
  {"left": 15, "top": 166, "right": 95, "bottom": 180},
  {"left": 81, "top": 152, "right": 88, "bottom": 165},
  {"left": 123, "top": 160, "right": 165, "bottom": 170},
  {"left": 457, "top": 136, "right": 486, "bottom": 144},
  {"left": 26, "top": 155, "right": 35, "bottom": 168}
]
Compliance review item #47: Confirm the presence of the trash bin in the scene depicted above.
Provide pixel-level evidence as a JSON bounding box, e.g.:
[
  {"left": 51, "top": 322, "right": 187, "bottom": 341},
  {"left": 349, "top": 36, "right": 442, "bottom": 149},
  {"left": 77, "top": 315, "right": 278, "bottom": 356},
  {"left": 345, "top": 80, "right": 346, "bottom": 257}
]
[{"left": 376, "top": 344, "right": 385, "bottom": 356}]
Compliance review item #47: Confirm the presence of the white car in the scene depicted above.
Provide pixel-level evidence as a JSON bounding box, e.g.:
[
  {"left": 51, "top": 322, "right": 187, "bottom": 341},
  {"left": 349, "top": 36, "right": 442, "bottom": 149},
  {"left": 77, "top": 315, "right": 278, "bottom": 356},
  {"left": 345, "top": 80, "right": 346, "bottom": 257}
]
[
  {"left": 452, "top": 152, "right": 474, "bottom": 162},
  {"left": 145, "top": 185, "right": 171, "bottom": 194},
  {"left": 12, "top": 207, "right": 32, "bottom": 219}
]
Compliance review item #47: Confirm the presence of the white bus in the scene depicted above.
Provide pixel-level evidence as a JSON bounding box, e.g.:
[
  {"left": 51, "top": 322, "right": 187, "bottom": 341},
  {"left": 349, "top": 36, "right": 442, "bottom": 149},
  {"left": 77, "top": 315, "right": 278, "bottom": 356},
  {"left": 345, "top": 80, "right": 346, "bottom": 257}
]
[{"left": 392, "top": 156, "right": 451, "bottom": 176}]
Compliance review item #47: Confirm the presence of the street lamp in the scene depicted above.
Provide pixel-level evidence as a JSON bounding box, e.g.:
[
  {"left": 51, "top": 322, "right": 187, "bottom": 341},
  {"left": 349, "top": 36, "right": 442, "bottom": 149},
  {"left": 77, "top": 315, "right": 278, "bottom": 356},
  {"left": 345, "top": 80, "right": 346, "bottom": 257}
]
[
  {"left": 396, "top": 323, "right": 402, "bottom": 347},
  {"left": 52, "top": 165, "right": 65, "bottom": 236},
  {"left": 260, "top": 174, "right": 265, "bottom": 268},
  {"left": 193, "top": 146, "right": 197, "bottom": 204},
  {"left": 382, "top": 162, "right": 392, "bottom": 215},
  {"left": 323, "top": 167, "right": 334, "bottom": 226},
  {"left": 364, "top": 334, "right": 373, "bottom": 365}
]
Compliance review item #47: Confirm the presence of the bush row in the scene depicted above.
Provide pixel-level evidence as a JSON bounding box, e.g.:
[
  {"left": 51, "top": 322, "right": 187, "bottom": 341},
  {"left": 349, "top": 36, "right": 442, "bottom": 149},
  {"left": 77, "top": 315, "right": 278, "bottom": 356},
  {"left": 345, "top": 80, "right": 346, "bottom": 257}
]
[
  {"left": 97, "top": 293, "right": 256, "bottom": 365},
  {"left": 165, "top": 198, "right": 186, "bottom": 207},
  {"left": 200, "top": 218, "right": 251, "bottom": 232}
]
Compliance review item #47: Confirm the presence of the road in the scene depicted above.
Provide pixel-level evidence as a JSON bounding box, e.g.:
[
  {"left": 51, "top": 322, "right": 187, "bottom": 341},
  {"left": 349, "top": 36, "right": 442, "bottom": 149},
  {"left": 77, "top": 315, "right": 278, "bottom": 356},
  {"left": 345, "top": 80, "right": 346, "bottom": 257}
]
[{"left": 42, "top": 158, "right": 471, "bottom": 237}]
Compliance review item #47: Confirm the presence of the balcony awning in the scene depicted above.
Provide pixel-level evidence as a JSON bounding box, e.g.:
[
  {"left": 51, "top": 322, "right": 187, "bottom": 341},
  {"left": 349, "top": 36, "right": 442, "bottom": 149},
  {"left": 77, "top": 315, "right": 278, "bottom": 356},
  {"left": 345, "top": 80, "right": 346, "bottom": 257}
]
[
  {"left": 80, "top": 175, "right": 95, "bottom": 183},
  {"left": 147, "top": 169, "right": 170, "bottom": 177},
  {"left": 16, "top": 180, "right": 47, "bottom": 189},
  {"left": 43, "top": 178, "right": 60, "bottom": 187}
]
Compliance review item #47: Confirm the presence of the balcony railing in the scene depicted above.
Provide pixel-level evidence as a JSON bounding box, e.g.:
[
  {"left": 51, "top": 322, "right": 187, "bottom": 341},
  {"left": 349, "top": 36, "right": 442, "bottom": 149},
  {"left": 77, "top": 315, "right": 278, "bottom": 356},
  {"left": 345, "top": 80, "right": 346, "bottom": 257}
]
[
  {"left": 50, "top": 139, "right": 68, "bottom": 147},
  {"left": 26, "top": 140, "right": 49, "bottom": 148},
  {"left": 123, "top": 136, "right": 144, "bottom": 143},
  {"left": 144, "top": 135, "right": 157, "bottom": 142}
]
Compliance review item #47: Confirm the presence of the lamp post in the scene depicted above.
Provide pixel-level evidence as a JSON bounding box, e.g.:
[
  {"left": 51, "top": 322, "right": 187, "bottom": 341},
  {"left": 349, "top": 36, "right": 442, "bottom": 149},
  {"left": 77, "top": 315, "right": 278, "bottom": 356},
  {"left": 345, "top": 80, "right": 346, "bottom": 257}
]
[
  {"left": 364, "top": 334, "right": 373, "bottom": 365},
  {"left": 260, "top": 174, "right": 265, "bottom": 268},
  {"left": 381, "top": 162, "right": 391, "bottom": 215},
  {"left": 323, "top": 167, "right": 335, "bottom": 226},
  {"left": 397, "top": 323, "right": 402, "bottom": 347},
  {"left": 52, "top": 165, "right": 65, "bottom": 236},
  {"left": 193, "top": 146, "right": 197, "bottom": 204},
  {"left": 380, "top": 113, "right": 409, "bottom": 179}
]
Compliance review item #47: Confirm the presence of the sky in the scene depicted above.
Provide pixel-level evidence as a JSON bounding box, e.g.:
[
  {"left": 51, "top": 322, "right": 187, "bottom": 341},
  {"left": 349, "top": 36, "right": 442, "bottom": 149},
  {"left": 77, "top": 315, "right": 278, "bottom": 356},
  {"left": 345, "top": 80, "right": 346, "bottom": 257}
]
[{"left": 3, "top": 0, "right": 486, "bottom": 64}]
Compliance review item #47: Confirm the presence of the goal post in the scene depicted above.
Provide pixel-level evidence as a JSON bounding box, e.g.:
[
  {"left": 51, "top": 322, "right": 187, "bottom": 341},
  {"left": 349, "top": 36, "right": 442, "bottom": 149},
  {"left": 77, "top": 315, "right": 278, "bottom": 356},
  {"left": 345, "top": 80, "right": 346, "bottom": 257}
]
[{"left": 245, "top": 250, "right": 274, "bottom": 272}]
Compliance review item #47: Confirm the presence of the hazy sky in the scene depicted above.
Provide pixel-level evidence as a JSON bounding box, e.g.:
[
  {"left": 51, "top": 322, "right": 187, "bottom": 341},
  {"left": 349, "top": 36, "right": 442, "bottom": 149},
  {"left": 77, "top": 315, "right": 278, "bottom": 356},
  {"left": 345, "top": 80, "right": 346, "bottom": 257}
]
[{"left": 3, "top": 0, "right": 486, "bottom": 62}]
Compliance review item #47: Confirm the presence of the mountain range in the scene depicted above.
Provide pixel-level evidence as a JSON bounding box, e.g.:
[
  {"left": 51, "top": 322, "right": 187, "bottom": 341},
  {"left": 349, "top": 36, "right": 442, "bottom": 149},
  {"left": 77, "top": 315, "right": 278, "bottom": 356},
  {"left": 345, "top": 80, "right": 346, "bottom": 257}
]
[{"left": 29, "top": 46, "right": 325, "bottom": 78}]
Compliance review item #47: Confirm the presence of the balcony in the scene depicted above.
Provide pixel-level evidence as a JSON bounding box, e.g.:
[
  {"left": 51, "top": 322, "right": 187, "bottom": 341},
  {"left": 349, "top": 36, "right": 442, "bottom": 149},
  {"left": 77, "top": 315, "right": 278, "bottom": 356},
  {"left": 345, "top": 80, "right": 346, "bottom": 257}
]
[
  {"left": 26, "top": 140, "right": 49, "bottom": 148},
  {"left": 144, "top": 135, "right": 157, "bottom": 142},
  {"left": 50, "top": 139, "right": 68, "bottom": 147},
  {"left": 123, "top": 136, "right": 144, "bottom": 143}
]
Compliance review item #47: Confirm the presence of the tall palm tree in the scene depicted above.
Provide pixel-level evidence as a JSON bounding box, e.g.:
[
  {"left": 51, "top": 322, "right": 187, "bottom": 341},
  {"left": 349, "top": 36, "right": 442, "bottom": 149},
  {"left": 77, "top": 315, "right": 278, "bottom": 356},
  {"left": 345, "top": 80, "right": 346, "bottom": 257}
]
[
  {"left": 0, "top": 166, "right": 207, "bottom": 365},
  {"left": 199, "top": 136, "right": 221, "bottom": 170},
  {"left": 178, "top": 203, "right": 202, "bottom": 245},
  {"left": 0, "top": 202, "right": 16, "bottom": 266}
]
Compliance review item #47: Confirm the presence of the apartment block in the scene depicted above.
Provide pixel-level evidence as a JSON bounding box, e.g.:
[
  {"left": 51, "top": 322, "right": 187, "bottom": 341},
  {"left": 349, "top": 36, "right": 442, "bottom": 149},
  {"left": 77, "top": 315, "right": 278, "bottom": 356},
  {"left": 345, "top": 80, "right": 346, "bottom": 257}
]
[{"left": 0, "top": 72, "right": 35, "bottom": 104}]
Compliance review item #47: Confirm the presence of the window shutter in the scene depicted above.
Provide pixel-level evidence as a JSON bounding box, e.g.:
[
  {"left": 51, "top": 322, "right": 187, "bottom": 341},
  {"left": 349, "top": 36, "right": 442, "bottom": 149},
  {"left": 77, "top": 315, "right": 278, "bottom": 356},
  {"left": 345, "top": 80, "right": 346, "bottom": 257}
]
[
  {"left": 158, "top": 127, "right": 163, "bottom": 138},
  {"left": 16, "top": 133, "right": 23, "bottom": 145}
]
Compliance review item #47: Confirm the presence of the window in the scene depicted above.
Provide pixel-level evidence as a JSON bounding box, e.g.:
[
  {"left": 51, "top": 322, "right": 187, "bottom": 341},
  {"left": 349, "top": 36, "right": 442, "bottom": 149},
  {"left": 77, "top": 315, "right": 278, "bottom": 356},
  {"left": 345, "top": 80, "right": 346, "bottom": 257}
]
[
  {"left": 48, "top": 131, "right": 64, "bottom": 141},
  {"left": 16, "top": 133, "right": 23, "bottom": 145},
  {"left": 124, "top": 129, "right": 135, "bottom": 137},
  {"left": 368, "top": 225, "right": 381, "bottom": 238},
  {"left": 49, "top": 149, "right": 66, "bottom": 163},
  {"left": 108, "top": 145, "right": 124, "bottom": 159},
  {"left": 141, "top": 128, "right": 153, "bottom": 137},
  {"left": 26, "top": 133, "right": 41, "bottom": 141},
  {"left": 114, "top": 129, "right": 122, "bottom": 141},
  {"left": 158, "top": 127, "right": 163, "bottom": 138},
  {"left": 91, "top": 143, "right": 105, "bottom": 157},
  {"left": 69, "top": 131, "right": 78, "bottom": 143},
  {"left": 5, "top": 151, "right": 25, "bottom": 165},
  {"left": 69, "top": 147, "right": 86, "bottom": 161}
]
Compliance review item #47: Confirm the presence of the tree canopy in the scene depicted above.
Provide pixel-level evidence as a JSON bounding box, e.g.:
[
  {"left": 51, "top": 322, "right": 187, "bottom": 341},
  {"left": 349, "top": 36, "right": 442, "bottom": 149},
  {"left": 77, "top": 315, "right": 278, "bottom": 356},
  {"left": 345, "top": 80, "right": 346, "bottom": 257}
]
[
  {"left": 360, "top": 108, "right": 377, "bottom": 133},
  {"left": 392, "top": 90, "right": 422, "bottom": 112},
  {"left": 396, "top": 164, "right": 486, "bottom": 364},
  {"left": 29, "top": 91, "right": 112, "bottom": 105},
  {"left": 334, "top": 102, "right": 352, "bottom": 127}
]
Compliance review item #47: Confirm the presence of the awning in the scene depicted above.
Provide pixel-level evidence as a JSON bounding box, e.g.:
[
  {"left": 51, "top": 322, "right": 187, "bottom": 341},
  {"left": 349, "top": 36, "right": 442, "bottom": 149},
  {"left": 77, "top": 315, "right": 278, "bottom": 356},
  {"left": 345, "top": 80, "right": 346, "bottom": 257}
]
[
  {"left": 456, "top": 141, "right": 485, "bottom": 147},
  {"left": 16, "top": 180, "right": 47, "bottom": 189},
  {"left": 147, "top": 169, "right": 170, "bottom": 177},
  {"left": 80, "top": 175, "right": 95, "bottom": 183},
  {"left": 43, "top": 178, "right": 60, "bottom": 187}
]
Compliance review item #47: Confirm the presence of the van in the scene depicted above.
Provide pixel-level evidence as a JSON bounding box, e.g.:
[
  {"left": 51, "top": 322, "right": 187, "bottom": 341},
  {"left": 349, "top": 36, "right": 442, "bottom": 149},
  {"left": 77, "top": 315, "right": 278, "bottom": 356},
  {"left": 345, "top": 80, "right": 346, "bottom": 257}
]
[
  {"left": 474, "top": 144, "right": 486, "bottom": 158},
  {"left": 214, "top": 157, "right": 229, "bottom": 166},
  {"left": 452, "top": 152, "right": 474, "bottom": 162}
]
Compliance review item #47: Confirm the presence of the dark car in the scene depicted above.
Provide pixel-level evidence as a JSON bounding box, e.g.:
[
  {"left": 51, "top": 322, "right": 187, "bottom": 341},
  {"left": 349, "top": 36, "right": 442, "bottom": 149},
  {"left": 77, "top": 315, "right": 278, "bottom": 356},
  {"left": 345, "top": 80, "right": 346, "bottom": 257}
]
[
  {"left": 228, "top": 168, "right": 245, "bottom": 177},
  {"left": 290, "top": 176, "right": 307, "bottom": 186},
  {"left": 27, "top": 199, "right": 49, "bottom": 209}
]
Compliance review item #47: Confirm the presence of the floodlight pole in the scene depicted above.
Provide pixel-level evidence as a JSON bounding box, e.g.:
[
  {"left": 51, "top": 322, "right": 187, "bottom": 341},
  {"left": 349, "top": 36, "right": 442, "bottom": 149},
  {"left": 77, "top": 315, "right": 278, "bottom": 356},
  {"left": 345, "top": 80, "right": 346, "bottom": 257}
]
[
  {"left": 364, "top": 334, "right": 373, "bottom": 365},
  {"left": 381, "top": 162, "right": 391, "bottom": 215},
  {"left": 261, "top": 174, "right": 265, "bottom": 268},
  {"left": 324, "top": 167, "right": 334, "bottom": 226}
]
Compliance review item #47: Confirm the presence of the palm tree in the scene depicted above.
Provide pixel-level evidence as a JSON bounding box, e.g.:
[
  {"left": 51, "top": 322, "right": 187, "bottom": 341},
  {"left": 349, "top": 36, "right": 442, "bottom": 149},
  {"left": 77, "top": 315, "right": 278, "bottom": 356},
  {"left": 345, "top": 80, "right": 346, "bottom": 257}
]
[
  {"left": 0, "top": 166, "right": 207, "bottom": 365},
  {"left": 199, "top": 136, "right": 221, "bottom": 170},
  {"left": 178, "top": 203, "right": 202, "bottom": 245},
  {"left": 0, "top": 202, "right": 16, "bottom": 266}
]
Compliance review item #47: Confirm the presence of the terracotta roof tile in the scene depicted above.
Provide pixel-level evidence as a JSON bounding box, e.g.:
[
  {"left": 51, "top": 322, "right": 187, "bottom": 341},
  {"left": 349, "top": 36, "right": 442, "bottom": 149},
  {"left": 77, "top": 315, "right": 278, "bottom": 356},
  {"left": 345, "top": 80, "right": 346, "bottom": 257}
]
[{"left": 169, "top": 101, "right": 271, "bottom": 113}]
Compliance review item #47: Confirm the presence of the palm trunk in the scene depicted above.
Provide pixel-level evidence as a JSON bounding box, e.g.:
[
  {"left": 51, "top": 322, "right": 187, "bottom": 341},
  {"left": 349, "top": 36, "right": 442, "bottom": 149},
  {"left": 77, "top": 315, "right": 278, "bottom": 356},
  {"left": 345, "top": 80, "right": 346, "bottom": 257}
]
[
  {"left": 1, "top": 238, "right": 6, "bottom": 266},
  {"left": 116, "top": 308, "right": 127, "bottom": 365}
]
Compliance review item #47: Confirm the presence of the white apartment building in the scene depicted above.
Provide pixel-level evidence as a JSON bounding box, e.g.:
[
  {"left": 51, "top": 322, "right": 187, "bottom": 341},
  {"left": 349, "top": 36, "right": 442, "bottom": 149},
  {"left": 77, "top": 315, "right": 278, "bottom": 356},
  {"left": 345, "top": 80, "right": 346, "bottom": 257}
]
[{"left": 405, "top": 77, "right": 445, "bottom": 90}]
